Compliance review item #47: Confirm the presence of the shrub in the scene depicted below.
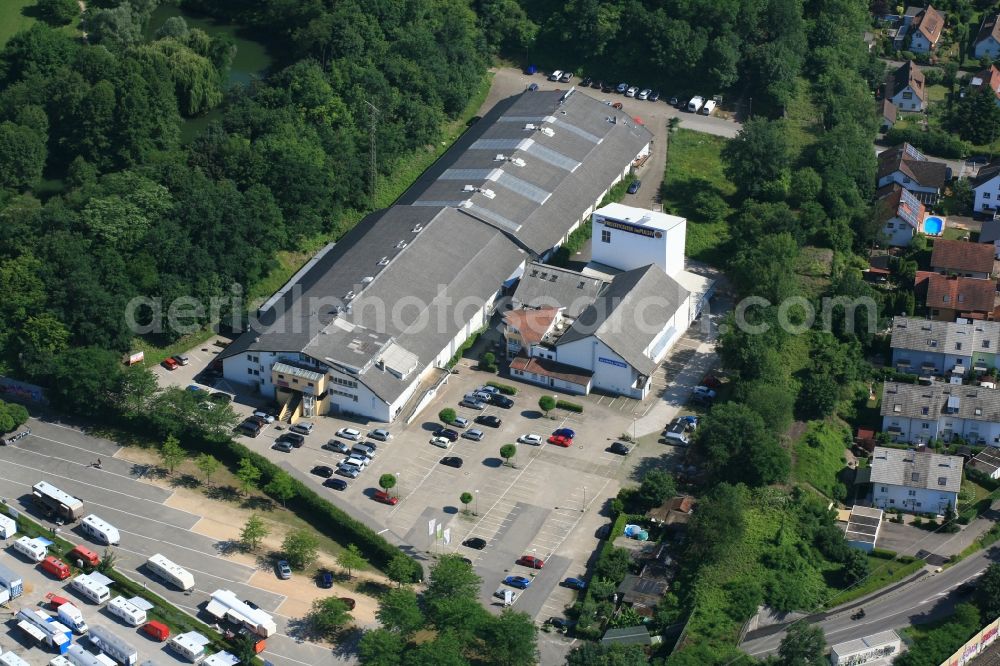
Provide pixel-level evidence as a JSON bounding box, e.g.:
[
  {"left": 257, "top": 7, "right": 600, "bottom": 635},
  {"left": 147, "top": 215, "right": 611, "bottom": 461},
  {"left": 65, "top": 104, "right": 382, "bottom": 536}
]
[
  {"left": 439, "top": 408, "right": 456, "bottom": 424},
  {"left": 870, "top": 548, "right": 898, "bottom": 560},
  {"left": 486, "top": 381, "right": 518, "bottom": 395},
  {"left": 556, "top": 399, "right": 584, "bottom": 413},
  {"left": 883, "top": 127, "right": 970, "bottom": 159}
]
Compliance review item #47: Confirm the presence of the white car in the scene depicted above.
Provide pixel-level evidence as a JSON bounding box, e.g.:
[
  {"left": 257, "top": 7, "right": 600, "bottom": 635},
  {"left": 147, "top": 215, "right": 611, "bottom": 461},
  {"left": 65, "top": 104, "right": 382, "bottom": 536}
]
[
  {"left": 517, "top": 434, "right": 542, "bottom": 445},
  {"left": 637, "top": 88, "right": 651, "bottom": 100},
  {"left": 341, "top": 456, "right": 368, "bottom": 470},
  {"left": 475, "top": 386, "right": 500, "bottom": 395},
  {"left": 253, "top": 411, "right": 275, "bottom": 423},
  {"left": 548, "top": 69, "right": 563, "bottom": 82},
  {"left": 430, "top": 436, "right": 452, "bottom": 449},
  {"left": 625, "top": 86, "right": 639, "bottom": 97},
  {"left": 336, "top": 427, "right": 362, "bottom": 441}
]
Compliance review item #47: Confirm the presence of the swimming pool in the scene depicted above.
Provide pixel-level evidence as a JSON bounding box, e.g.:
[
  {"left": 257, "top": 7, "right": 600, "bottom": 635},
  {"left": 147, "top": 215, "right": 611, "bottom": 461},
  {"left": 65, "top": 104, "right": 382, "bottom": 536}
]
[{"left": 924, "top": 216, "right": 944, "bottom": 235}]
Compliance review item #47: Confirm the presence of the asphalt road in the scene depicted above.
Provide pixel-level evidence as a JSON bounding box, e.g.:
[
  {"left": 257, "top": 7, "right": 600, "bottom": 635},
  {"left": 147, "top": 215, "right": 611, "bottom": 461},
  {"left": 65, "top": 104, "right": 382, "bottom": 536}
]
[
  {"left": 0, "top": 419, "right": 339, "bottom": 666},
  {"left": 740, "top": 545, "right": 1000, "bottom": 658}
]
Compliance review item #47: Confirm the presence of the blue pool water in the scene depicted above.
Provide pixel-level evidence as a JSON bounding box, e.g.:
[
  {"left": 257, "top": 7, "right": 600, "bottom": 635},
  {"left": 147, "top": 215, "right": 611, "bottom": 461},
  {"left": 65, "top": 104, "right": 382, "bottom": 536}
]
[{"left": 924, "top": 216, "right": 944, "bottom": 235}]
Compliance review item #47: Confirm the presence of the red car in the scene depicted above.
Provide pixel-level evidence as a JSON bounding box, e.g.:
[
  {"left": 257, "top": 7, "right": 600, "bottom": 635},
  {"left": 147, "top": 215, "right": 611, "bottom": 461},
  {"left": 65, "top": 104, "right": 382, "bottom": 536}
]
[
  {"left": 701, "top": 374, "right": 721, "bottom": 389},
  {"left": 548, "top": 434, "right": 572, "bottom": 447},
  {"left": 373, "top": 490, "right": 399, "bottom": 505},
  {"left": 516, "top": 555, "right": 545, "bottom": 569},
  {"left": 161, "top": 357, "right": 179, "bottom": 370}
]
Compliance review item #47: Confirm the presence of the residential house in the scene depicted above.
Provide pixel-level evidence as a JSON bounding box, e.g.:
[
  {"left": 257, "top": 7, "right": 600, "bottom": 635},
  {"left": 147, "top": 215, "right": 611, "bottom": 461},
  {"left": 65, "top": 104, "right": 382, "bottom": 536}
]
[
  {"left": 905, "top": 5, "right": 946, "bottom": 53},
  {"left": 502, "top": 307, "right": 562, "bottom": 359},
  {"left": 972, "top": 160, "right": 1000, "bottom": 215},
  {"left": 916, "top": 272, "right": 996, "bottom": 321},
  {"left": 881, "top": 381, "right": 1000, "bottom": 446},
  {"left": 645, "top": 496, "right": 695, "bottom": 528},
  {"left": 885, "top": 60, "right": 927, "bottom": 112},
  {"left": 974, "top": 14, "right": 1000, "bottom": 60},
  {"left": 980, "top": 220, "right": 1000, "bottom": 259},
  {"left": 968, "top": 65, "right": 1000, "bottom": 108},
  {"left": 510, "top": 262, "right": 605, "bottom": 319},
  {"left": 889, "top": 316, "right": 1000, "bottom": 377},
  {"left": 867, "top": 445, "right": 962, "bottom": 513},
  {"left": 877, "top": 184, "right": 924, "bottom": 246},
  {"left": 880, "top": 99, "right": 897, "bottom": 132},
  {"left": 930, "top": 238, "right": 995, "bottom": 279},
  {"left": 877, "top": 143, "right": 949, "bottom": 204}
]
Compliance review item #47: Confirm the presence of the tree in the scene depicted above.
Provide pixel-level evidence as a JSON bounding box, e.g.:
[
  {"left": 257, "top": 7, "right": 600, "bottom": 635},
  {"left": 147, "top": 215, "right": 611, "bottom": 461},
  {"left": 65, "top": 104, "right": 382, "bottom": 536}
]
[
  {"left": 309, "top": 597, "right": 351, "bottom": 637},
  {"left": 231, "top": 635, "right": 259, "bottom": 664},
  {"left": 777, "top": 621, "right": 827, "bottom": 666},
  {"left": 386, "top": 553, "right": 417, "bottom": 587},
  {"left": 0, "top": 401, "right": 29, "bottom": 434},
  {"left": 798, "top": 374, "right": 839, "bottom": 419},
  {"left": 36, "top": 0, "right": 79, "bottom": 25},
  {"left": 264, "top": 471, "right": 296, "bottom": 507},
  {"left": 594, "top": 547, "right": 631, "bottom": 584},
  {"left": 439, "top": 408, "right": 456, "bottom": 424},
  {"left": 500, "top": 443, "right": 517, "bottom": 466},
  {"left": 0, "top": 121, "right": 47, "bottom": 190},
  {"left": 424, "top": 554, "right": 481, "bottom": 603},
  {"left": 240, "top": 514, "right": 268, "bottom": 551},
  {"left": 460, "top": 491, "right": 474, "bottom": 514},
  {"left": 159, "top": 435, "right": 185, "bottom": 474},
  {"left": 358, "top": 628, "right": 405, "bottom": 666},
  {"left": 97, "top": 548, "right": 117, "bottom": 574},
  {"left": 236, "top": 458, "right": 261, "bottom": 495},
  {"left": 638, "top": 470, "right": 676, "bottom": 510},
  {"left": 376, "top": 588, "right": 424, "bottom": 635},
  {"left": 538, "top": 395, "right": 556, "bottom": 415},
  {"left": 566, "top": 643, "right": 648, "bottom": 666},
  {"left": 722, "top": 118, "right": 793, "bottom": 198},
  {"left": 194, "top": 453, "right": 221, "bottom": 485},
  {"left": 282, "top": 528, "right": 320, "bottom": 570},
  {"left": 479, "top": 608, "right": 538, "bottom": 666},
  {"left": 951, "top": 89, "right": 1000, "bottom": 145},
  {"left": 975, "top": 563, "right": 1000, "bottom": 620},
  {"left": 378, "top": 474, "right": 397, "bottom": 496},
  {"left": 686, "top": 483, "right": 746, "bottom": 563},
  {"left": 842, "top": 548, "right": 870, "bottom": 586},
  {"left": 337, "top": 544, "right": 367, "bottom": 578},
  {"left": 696, "top": 403, "right": 790, "bottom": 487}
]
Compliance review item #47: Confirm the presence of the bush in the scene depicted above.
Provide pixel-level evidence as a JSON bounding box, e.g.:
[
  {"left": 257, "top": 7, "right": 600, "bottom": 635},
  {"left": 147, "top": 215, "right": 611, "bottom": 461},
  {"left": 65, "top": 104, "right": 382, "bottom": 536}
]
[
  {"left": 479, "top": 351, "right": 497, "bottom": 372},
  {"left": 556, "top": 399, "right": 584, "bottom": 413},
  {"left": 439, "top": 408, "right": 456, "bottom": 424},
  {"left": 883, "top": 127, "right": 970, "bottom": 159},
  {"left": 486, "top": 381, "right": 518, "bottom": 395},
  {"left": 870, "top": 548, "right": 898, "bottom": 560}
]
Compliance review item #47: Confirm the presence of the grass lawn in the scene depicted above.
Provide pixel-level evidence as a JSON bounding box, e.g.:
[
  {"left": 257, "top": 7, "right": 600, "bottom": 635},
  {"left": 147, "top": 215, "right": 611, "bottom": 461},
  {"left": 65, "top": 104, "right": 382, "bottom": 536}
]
[
  {"left": 784, "top": 77, "right": 823, "bottom": 154},
  {"left": 824, "top": 555, "right": 924, "bottom": 607},
  {"left": 792, "top": 421, "right": 850, "bottom": 499},
  {"left": 0, "top": 0, "right": 81, "bottom": 48},
  {"left": 926, "top": 84, "right": 949, "bottom": 104},
  {"left": 661, "top": 128, "right": 733, "bottom": 266}
]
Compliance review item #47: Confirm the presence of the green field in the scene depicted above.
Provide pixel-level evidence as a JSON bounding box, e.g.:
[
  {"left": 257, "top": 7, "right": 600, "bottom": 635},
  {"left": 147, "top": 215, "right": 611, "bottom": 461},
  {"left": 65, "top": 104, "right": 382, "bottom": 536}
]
[
  {"left": 793, "top": 420, "right": 850, "bottom": 499},
  {"left": 0, "top": 0, "right": 80, "bottom": 48},
  {"left": 661, "top": 129, "right": 733, "bottom": 266}
]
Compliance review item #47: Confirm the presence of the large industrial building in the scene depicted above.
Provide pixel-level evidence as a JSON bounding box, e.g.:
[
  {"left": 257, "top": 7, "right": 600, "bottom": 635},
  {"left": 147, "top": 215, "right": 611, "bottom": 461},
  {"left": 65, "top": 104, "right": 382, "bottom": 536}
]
[{"left": 220, "top": 89, "right": 652, "bottom": 423}]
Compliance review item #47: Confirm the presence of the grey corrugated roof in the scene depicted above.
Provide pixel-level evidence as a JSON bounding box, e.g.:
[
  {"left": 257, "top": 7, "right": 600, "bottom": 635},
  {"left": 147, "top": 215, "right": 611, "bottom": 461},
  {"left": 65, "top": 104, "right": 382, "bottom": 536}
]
[
  {"left": 969, "top": 447, "right": 1000, "bottom": 476},
  {"left": 980, "top": 220, "right": 1000, "bottom": 244},
  {"left": 889, "top": 316, "right": 1000, "bottom": 355},
  {"left": 557, "top": 265, "right": 689, "bottom": 375},
  {"left": 512, "top": 261, "right": 606, "bottom": 318},
  {"left": 881, "top": 380, "right": 1000, "bottom": 423},
  {"left": 869, "top": 446, "right": 962, "bottom": 493},
  {"left": 402, "top": 89, "right": 652, "bottom": 253}
]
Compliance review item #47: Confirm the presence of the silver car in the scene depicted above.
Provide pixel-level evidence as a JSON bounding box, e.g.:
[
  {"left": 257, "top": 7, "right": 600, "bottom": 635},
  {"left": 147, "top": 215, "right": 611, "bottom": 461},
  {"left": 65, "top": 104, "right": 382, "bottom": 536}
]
[
  {"left": 369, "top": 429, "right": 391, "bottom": 441},
  {"left": 460, "top": 399, "right": 486, "bottom": 410},
  {"left": 463, "top": 429, "right": 485, "bottom": 441}
]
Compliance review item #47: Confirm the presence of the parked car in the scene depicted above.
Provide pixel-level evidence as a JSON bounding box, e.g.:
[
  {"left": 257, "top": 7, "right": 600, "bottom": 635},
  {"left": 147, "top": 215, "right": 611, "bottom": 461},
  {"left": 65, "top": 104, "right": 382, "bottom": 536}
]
[
  {"left": 440, "top": 456, "right": 463, "bottom": 469},
  {"left": 649, "top": 90, "right": 661, "bottom": 101},
  {"left": 562, "top": 577, "right": 587, "bottom": 590},
  {"left": 277, "top": 433, "right": 305, "bottom": 448},
  {"left": 336, "top": 466, "right": 360, "bottom": 479},
  {"left": 692, "top": 386, "right": 717, "bottom": 401},
  {"left": 272, "top": 441, "right": 293, "bottom": 453},
  {"left": 434, "top": 427, "right": 460, "bottom": 442},
  {"left": 664, "top": 423, "right": 690, "bottom": 446},
  {"left": 341, "top": 455, "right": 369, "bottom": 470},
  {"left": 238, "top": 420, "right": 262, "bottom": 437},
  {"left": 616, "top": 82, "right": 629, "bottom": 94},
  {"left": 626, "top": 86, "right": 639, "bottom": 97},
  {"left": 475, "top": 415, "right": 502, "bottom": 428},
  {"left": 311, "top": 465, "right": 334, "bottom": 478},
  {"left": 516, "top": 555, "right": 545, "bottom": 569},
  {"left": 323, "top": 478, "right": 348, "bottom": 491},
  {"left": 553, "top": 428, "right": 576, "bottom": 439},
  {"left": 460, "top": 398, "right": 487, "bottom": 410},
  {"left": 290, "top": 422, "right": 314, "bottom": 436},
  {"left": 580, "top": 76, "right": 593, "bottom": 87},
  {"left": 161, "top": 357, "right": 179, "bottom": 371},
  {"left": 373, "top": 490, "right": 399, "bottom": 506},
  {"left": 627, "top": 180, "right": 641, "bottom": 194},
  {"left": 527, "top": 83, "right": 538, "bottom": 91},
  {"left": 463, "top": 429, "right": 485, "bottom": 441},
  {"left": 494, "top": 588, "right": 520, "bottom": 603},
  {"left": 611, "top": 101, "right": 623, "bottom": 109},
  {"left": 548, "top": 434, "right": 573, "bottom": 447},
  {"left": 475, "top": 385, "right": 500, "bottom": 395},
  {"left": 276, "top": 560, "right": 292, "bottom": 580},
  {"left": 518, "top": 434, "right": 542, "bottom": 445},
  {"left": 336, "top": 427, "right": 362, "bottom": 441},
  {"left": 430, "top": 436, "right": 452, "bottom": 449},
  {"left": 504, "top": 575, "right": 531, "bottom": 589},
  {"left": 452, "top": 416, "right": 470, "bottom": 429},
  {"left": 608, "top": 441, "right": 631, "bottom": 455},
  {"left": 547, "top": 617, "right": 573, "bottom": 631},
  {"left": 548, "top": 70, "right": 563, "bottom": 81},
  {"left": 323, "top": 440, "right": 351, "bottom": 454},
  {"left": 172, "top": 355, "right": 190, "bottom": 366},
  {"left": 368, "top": 429, "right": 392, "bottom": 442},
  {"left": 679, "top": 415, "right": 700, "bottom": 430},
  {"left": 637, "top": 88, "right": 651, "bottom": 100},
  {"left": 319, "top": 571, "right": 334, "bottom": 588},
  {"left": 463, "top": 537, "right": 487, "bottom": 550},
  {"left": 601, "top": 81, "right": 614, "bottom": 92},
  {"left": 592, "top": 79, "right": 604, "bottom": 89},
  {"left": 253, "top": 411, "right": 275, "bottom": 423},
  {"left": 559, "top": 71, "right": 573, "bottom": 82},
  {"left": 490, "top": 394, "right": 514, "bottom": 408}
]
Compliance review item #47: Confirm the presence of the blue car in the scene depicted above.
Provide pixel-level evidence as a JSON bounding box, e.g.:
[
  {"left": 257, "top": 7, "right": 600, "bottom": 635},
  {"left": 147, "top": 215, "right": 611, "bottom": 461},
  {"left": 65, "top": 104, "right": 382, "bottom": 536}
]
[
  {"left": 504, "top": 575, "right": 531, "bottom": 589},
  {"left": 562, "top": 577, "right": 587, "bottom": 590},
  {"left": 616, "top": 82, "right": 629, "bottom": 94},
  {"left": 679, "top": 415, "right": 699, "bottom": 430},
  {"left": 553, "top": 428, "right": 576, "bottom": 439},
  {"left": 627, "top": 180, "right": 641, "bottom": 194},
  {"left": 527, "top": 83, "right": 539, "bottom": 92}
]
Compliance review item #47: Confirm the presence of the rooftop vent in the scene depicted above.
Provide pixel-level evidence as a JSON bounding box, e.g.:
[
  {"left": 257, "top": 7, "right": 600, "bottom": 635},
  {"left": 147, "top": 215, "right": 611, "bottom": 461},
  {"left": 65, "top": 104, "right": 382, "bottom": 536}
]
[
  {"left": 495, "top": 153, "right": 507, "bottom": 161},
  {"left": 377, "top": 256, "right": 389, "bottom": 266},
  {"left": 540, "top": 127, "right": 555, "bottom": 137},
  {"left": 511, "top": 157, "right": 526, "bottom": 167},
  {"left": 480, "top": 188, "right": 496, "bottom": 199},
  {"left": 396, "top": 240, "right": 407, "bottom": 249},
  {"left": 411, "top": 224, "right": 423, "bottom": 233}
]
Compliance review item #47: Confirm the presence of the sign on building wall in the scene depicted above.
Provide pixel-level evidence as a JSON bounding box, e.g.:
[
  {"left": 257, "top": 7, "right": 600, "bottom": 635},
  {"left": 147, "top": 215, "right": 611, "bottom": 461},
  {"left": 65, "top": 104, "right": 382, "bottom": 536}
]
[
  {"left": 598, "top": 357, "right": 627, "bottom": 368},
  {"left": 0, "top": 377, "right": 47, "bottom": 405},
  {"left": 597, "top": 217, "right": 662, "bottom": 238},
  {"left": 939, "top": 616, "right": 1000, "bottom": 666}
]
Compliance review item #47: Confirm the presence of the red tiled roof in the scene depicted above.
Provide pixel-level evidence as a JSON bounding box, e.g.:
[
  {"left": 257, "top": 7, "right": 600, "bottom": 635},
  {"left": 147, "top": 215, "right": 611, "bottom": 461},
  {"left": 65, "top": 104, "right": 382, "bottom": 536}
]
[
  {"left": 914, "top": 5, "right": 945, "bottom": 45},
  {"left": 970, "top": 65, "right": 1000, "bottom": 100},
  {"left": 502, "top": 307, "right": 559, "bottom": 347},
  {"left": 930, "top": 238, "right": 995, "bottom": 274},
  {"left": 924, "top": 274, "right": 997, "bottom": 313},
  {"left": 509, "top": 354, "right": 592, "bottom": 386}
]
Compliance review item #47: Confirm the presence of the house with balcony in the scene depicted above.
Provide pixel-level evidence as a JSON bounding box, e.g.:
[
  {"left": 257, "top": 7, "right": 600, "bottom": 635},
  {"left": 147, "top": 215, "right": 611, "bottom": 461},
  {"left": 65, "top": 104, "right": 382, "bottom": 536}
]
[
  {"left": 877, "top": 143, "right": 949, "bottom": 204},
  {"left": 894, "top": 5, "right": 945, "bottom": 53},
  {"left": 916, "top": 272, "right": 997, "bottom": 321},
  {"left": 889, "top": 316, "right": 1000, "bottom": 377},
  {"left": 866, "top": 446, "right": 962, "bottom": 514},
  {"left": 881, "top": 381, "right": 1000, "bottom": 446}
]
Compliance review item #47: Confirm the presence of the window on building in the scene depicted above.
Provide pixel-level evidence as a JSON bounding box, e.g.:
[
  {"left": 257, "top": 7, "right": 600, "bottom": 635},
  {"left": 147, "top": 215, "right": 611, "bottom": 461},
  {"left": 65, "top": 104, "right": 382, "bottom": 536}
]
[
  {"left": 601, "top": 229, "right": 611, "bottom": 243},
  {"left": 880, "top": 486, "right": 887, "bottom": 492},
  {"left": 908, "top": 489, "right": 917, "bottom": 496},
  {"left": 887, "top": 222, "right": 894, "bottom": 228},
  {"left": 986, "top": 192, "right": 992, "bottom": 200},
  {"left": 984, "top": 340, "right": 991, "bottom": 349},
  {"left": 956, "top": 342, "right": 962, "bottom": 350},
  {"left": 922, "top": 423, "right": 930, "bottom": 429},
  {"left": 902, "top": 92, "right": 913, "bottom": 99}
]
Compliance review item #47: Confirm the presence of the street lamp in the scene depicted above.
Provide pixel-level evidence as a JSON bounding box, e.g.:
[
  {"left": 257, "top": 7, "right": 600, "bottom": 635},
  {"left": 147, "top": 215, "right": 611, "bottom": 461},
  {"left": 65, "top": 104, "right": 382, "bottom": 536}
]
[
  {"left": 394, "top": 472, "right": 400, "bottom": 498},
  {"left": 582, "top": 486, "right": 587, "bottom": 512},
  {"left": 475, "top": 489, "right": 480, "bottom": 516}
]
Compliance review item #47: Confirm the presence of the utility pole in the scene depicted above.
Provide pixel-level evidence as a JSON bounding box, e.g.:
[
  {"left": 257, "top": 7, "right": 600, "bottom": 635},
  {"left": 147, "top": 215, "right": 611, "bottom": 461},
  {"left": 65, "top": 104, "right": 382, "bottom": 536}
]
[{"left": 364, "top": 99, "right": 380, "bottom": 210}]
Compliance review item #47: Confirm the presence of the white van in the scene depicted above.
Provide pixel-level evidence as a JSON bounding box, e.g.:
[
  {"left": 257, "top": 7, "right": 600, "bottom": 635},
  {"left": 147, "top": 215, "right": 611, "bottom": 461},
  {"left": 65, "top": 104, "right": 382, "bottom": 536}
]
[
  {"left": 71, "top": 574, "right": 110, "bottom": 604},
  {"left": 57, "top": 602, "right": 89, "bottom": 634},
  {"left": 80, "top": 515, "right": 120, "bottom": 546},
  {"left": 687, "top": 96, "right": 704, "bottom": 113},
  {"left": 0, "top": 652, "right": 31, "bottom": 666},
  {"left": 700, "top": 99, "right": 717, "bottom": 115},
  {"left": 12, "top": 536, "right": 46, "bottom": 562},
  {"left": 548, "top": 70, "right": 563, "bottom": 82},
  {"left": 107, "top": 596, "right": 146, "bottom": 626}
]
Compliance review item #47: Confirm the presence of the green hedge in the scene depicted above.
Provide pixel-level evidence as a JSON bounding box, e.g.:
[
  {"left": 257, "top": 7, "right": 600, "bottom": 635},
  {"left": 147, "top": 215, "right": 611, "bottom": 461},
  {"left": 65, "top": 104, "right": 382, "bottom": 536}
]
[
  {"left": 556, "top": 399, "right": 583, "bottom": 413},
  {"left": 486, "top": 381, "right": 518, "bottom": 395},
  {"left": 870, "top": 548, "right": 898, "bottom": 560}
]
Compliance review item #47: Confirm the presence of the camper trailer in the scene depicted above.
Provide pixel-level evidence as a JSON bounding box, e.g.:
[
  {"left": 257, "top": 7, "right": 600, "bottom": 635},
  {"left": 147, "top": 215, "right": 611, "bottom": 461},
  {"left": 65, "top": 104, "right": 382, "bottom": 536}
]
[
  {"left": 167, "top": 632, "right": 210, "bottom": 663},
  {"left": 146, "top": 554, "right": 195, "bottom": 591},
  {"left": 32, "top": 482, "right": 84, "bottom": 523},
  {"left": 13, "top": 536, "right": 47, "bottom": 562},
  {"left": 107, "top": 597, "right": 146, "bottom": 627},
  {"left": 14, "top": 609, "right": 71, "bottom": 654},
  {"left": 70, "top": 574, "right": 110, "bottom": 605},
  {"left": 88, "top": 626, "right": 137, "bottom": 666},
  {"left": 80, "top": 515, "right": 120, "bottom": 546},
  {"left": 0, "top": 560, "right": 24, "bottom": 599}
]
